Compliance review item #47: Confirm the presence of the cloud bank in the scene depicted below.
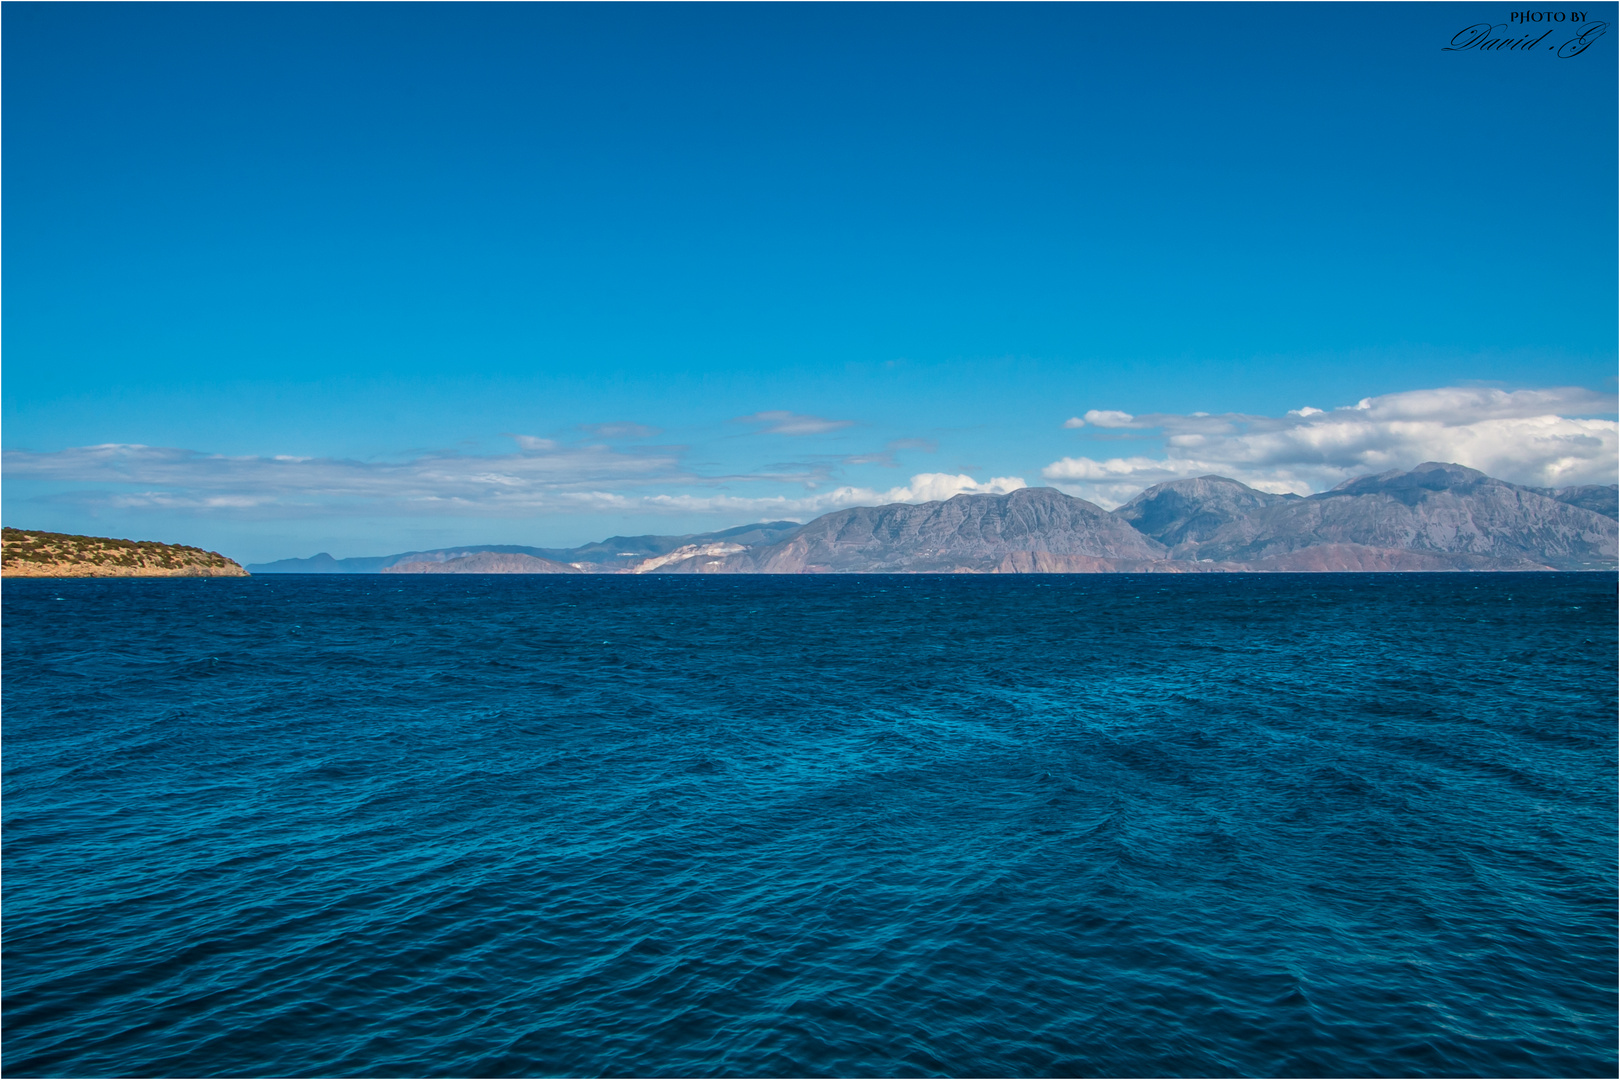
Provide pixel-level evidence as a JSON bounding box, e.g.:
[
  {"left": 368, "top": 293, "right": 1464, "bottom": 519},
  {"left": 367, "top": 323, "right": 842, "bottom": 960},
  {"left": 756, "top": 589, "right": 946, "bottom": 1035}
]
[
  {"left": 6, "top": 386, "right": 1610, "bottom": 529},
  {"left": 2, "top": 440, "right": 687, "bottom": 514},
  {"left": 1044, "top": 386, "right": 1618, "bottom": 507},
  {"left": 3, "top": 438, "right": 1022, "bottom": 521},
  {"left": 640, "top": 474, "right": 1026, "bottom": 517}
]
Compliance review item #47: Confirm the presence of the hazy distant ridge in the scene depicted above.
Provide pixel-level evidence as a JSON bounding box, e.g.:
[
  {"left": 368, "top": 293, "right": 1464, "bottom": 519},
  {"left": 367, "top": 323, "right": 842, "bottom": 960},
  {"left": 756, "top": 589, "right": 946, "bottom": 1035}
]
[
  {"left": 246, "top": 464, "right": 1618, "bottom": 575},
  {"left": 246, "top": 521, "right": 802, "bottom": 574}
]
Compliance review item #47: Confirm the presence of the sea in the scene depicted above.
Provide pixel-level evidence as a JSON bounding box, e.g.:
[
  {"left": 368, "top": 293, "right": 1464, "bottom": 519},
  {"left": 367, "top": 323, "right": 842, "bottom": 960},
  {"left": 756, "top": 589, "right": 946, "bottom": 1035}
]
[{"left": 3, "top": 573, "right": 1615, "bottom": 1078}]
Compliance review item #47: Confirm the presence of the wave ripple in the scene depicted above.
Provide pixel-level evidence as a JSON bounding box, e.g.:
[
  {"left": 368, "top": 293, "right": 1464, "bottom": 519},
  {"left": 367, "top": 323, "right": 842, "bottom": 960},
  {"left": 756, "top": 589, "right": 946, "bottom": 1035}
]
[{"left": 4, "top": 574, "right": 1615, "bottom": 1077}]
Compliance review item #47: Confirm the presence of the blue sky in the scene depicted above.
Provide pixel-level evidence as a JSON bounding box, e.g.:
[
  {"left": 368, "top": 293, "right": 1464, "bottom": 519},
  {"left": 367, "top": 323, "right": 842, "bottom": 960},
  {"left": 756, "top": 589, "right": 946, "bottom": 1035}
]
[{"left": 4, "top": 2, "right": 1616, "bottom": 563}]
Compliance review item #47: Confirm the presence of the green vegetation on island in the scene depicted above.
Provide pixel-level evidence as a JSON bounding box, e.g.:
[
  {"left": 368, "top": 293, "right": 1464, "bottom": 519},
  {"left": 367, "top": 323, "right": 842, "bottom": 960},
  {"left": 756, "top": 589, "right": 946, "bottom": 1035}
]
[{"left": 1, "top": 527, "right": 248, "bottom": 578}]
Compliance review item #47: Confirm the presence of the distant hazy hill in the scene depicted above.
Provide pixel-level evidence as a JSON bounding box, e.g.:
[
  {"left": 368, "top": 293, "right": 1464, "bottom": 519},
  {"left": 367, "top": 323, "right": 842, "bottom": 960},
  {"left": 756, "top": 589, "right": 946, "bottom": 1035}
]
[
  {"left": 383, "top": 551, "right": 581, "bottom": 574},
  {"left": 1, "top": 527, "right": 248, "bottom": 578},
  {"left": 245, "top": 521, "right": 802, "bottom": 574},
  {"left": 549, "top": 521, "right": 802, "bottom": 565},
  {"left": 244, "top": 464, "right": 1618, "bottom": 576}
]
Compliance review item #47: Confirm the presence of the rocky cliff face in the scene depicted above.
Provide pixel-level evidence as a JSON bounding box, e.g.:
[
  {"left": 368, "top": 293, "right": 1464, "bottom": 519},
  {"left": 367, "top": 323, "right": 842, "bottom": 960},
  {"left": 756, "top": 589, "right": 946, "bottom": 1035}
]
[
  {"left": 1, "top": 527, "right": 249, "bottom": 577},
  {"left": 1532, "top": 484, "right": 1619, "bottom": 520},
  {"left": 1163, "top": 463, "right": 1617, "bottom": 571},
  {"left": 702, "top": 487, "right": 1167, "bottom": 574},
  {"left": 630, "top": 543, "right": 748, "bottom": 573}
]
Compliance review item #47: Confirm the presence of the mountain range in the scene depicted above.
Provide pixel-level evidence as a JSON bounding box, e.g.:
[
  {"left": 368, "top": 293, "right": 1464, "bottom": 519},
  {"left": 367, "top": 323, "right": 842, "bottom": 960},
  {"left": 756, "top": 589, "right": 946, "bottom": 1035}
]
[
  {"left": 246, "top": 463, "right": 1618, "bottom": 575},
  {"left": 246, "top": 520, "right": 803, "bottom": 574}
]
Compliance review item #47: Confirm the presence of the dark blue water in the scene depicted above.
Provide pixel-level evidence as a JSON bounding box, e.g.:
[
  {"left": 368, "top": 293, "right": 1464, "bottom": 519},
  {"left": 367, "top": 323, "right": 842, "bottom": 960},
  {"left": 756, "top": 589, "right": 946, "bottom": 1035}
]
[{"left": 3, "top": 574, "right": 1615, "bottom": 1077}]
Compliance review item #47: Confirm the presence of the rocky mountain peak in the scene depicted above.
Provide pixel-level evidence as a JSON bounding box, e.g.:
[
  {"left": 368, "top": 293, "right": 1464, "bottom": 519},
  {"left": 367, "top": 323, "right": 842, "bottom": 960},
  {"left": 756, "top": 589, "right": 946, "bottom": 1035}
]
[
  {"left": 1115, "top": 475, "right": 1294, "bottom": 547},
  {"left": 1323, "top": 461, "right": 1491, "bottom": 500}
]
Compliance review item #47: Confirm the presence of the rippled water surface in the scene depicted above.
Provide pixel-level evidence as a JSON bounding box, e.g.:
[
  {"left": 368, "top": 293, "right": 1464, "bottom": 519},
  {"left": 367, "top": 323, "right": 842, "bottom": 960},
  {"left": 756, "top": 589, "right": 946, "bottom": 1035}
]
[{"left": 4, "top": 574, "right": 1615, "bottom": 1077}]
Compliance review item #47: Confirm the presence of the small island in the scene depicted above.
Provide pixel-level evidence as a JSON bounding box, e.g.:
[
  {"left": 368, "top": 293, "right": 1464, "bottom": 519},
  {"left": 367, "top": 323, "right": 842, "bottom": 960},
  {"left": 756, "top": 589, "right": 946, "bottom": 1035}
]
[{"left": 1, "top": 527, "right": 249, "bottom": 578}]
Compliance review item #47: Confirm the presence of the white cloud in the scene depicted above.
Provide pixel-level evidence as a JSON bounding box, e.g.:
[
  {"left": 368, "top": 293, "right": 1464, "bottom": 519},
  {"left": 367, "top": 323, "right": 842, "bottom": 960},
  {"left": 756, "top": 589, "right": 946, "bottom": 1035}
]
[
  {"left": 641, "top": 473, "right": 1026, "bottom": 516},
  {"left": 1063, "top": 416, "right": 1086, "bottom": 429},
  {"left": 510, "top": 435, "right": 558, "bottom": 451},
  {"left": 735, "top": 410, "right": 854, "bottom": 435},
  {"left": 1042, "top": 456, "right": 1188, "bottom": 482},
  {"left": 1044, "top": 386, "right": 1618, "bottom": 508},
  {"left": 1083, "top": 409, "right": 1140, "bottom": 428},
  {"left": 873, "top": 472, "right": 1026, "bottom": 503}
]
